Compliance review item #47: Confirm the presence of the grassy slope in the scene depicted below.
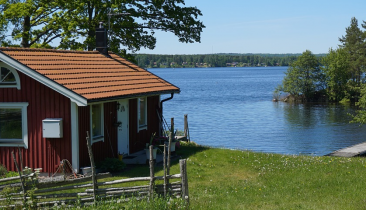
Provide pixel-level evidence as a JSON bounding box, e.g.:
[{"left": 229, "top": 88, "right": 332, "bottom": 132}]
[
  {"left": 24, "top": 143, "right": 366, "bottom": 209},
  {"left": 158, "top": 143, "right": 366, "bottom": 210}
]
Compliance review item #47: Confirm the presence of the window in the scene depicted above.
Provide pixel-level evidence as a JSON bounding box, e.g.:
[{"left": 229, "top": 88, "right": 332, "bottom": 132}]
[
  {"left": 90, "top": 103, "right": 104, "bottom": 143},
  {"left": 138, "top": 97, "right": 147, "bottom": 130},
  {"left": 0, "top": 102, "right": 28, "bottom": 148},
  {"left": 0, "top": 66, "right": 20, "bottom": 89}
]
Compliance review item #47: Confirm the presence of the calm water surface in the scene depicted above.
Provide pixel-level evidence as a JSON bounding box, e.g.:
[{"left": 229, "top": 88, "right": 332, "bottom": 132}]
[{"left": 150, "top": 67, "right": 366, "bottom": 156}]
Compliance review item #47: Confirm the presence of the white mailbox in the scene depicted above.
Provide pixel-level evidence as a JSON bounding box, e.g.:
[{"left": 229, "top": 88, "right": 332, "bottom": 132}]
[{"left": 42, "top": 118, "right": 63, "bottom": 138}]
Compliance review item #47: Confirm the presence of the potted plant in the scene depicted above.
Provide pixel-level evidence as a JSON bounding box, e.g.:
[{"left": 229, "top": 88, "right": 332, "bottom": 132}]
[
  {"left": 163, "top": 131, "right": 180, "bottom": 152},
  {"left": 164, "top": 138, "right": 176, "bottom": 152},
  {"left": 145, "top": 133, "right": 158, "bottom": 160}
]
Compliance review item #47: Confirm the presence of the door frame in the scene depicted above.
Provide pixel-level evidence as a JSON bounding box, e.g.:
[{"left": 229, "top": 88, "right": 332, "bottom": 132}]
[{"left": 117, "top": 99, "right": 129, "bottom": 155}]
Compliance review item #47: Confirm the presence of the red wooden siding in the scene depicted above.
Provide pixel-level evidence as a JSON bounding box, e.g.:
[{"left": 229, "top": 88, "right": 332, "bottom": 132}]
[
  {"left": 129, "top": 95, "right": 160, "bottom": 153},
  {"left": 0, "top": 71, "right": 71, "bottom": 173},
  {"left": 78, "top": 102, "right": 118, "bottom": 168}
]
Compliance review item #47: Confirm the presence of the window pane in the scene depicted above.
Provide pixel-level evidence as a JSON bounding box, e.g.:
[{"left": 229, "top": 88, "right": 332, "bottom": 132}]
[
  {"left": 0, "top": 67, "right": 9, "bottom": 81},
  {"left": 3, "top": 72, "right": 15, "bottom": 82},
  {"left": 139, "top": 98, "right": 146, "bottom": 126},
  {"left": 0, "top": 67, "right": 16, "bottom": 83},
  {"left": 0, "top": 108, "right": 22, "bottom": 139},
  {"left": 92, "top": 104, "right": 102, "bottom": 137}
]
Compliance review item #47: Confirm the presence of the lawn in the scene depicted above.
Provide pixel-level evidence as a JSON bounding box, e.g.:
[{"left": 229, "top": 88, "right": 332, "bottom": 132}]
[
  {"left": 176, "top": 143, "right": 366, "bottom": 209},
  {"left": 95, "top": 142, "right": 366, "bottom": 209},
  {"left": 4, "top": 142, "right": 366, "bottom": 209}
]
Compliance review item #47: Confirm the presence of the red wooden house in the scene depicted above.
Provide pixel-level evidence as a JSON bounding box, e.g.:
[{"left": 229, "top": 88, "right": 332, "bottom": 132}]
[{"left": 0, "top": 45, "right": 179, "bottom": 173}]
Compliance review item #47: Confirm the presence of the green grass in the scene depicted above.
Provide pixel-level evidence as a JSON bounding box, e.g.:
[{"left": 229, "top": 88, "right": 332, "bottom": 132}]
[
  {"left": 173, "top": 143, "right": 366, "bottom": 210},
  {"left": 92, "top": 142, "right": 366, "bottom": 209},
  {"left": 5, "top": 143, "right": 366, "bottom": 209}
]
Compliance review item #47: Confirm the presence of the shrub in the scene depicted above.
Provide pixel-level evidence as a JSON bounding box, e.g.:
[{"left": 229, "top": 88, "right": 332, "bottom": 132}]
[
  {"left": 0, "top": 164, "right": 7, "bottom": 178},
  {"left": 97, "top": 158, "right": 126, "bottom": 172},
  {"left": 5, "top": 171, "right": 18, "bottom": 178}
]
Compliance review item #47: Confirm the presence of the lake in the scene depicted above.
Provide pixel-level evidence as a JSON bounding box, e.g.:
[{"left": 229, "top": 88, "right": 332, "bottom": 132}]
[{"left": 150, "top": 67, "right": 366, "bottom": 156}]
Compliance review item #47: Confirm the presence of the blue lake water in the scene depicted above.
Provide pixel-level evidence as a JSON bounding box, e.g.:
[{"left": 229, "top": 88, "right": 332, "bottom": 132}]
[{"left": 150, "top": 67, "right": 366, "bottom": 156}]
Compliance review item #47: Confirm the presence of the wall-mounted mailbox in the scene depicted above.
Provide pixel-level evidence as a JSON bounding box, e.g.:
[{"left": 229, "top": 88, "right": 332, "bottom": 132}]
[{"left": 42, "top": 118, "right": 63, "bottom": 138}]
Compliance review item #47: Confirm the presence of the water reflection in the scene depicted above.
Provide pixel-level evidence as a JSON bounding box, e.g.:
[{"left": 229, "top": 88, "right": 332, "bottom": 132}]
[
  {"left": 283, "top": 103, "right": 355, "bottom": 128},
  {"left": 280, "top": 102, "right": 366, "bottom": 155}
]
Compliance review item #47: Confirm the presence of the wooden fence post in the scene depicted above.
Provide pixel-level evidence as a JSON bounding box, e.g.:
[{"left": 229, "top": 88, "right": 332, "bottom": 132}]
[
  {"left": 86, "top": 131, "right": 98, "bottom": 204},
  {"left": 167, "top": 118, "right": 174, "bottom": 177},
  {"left": 12, "top": 151, "right": 26, "bottom": 203},
  {"left": 18, "top": 147, "right": 23, "bottom": 173},
  {"left": 163, "top": 142, "right": 167, "bottom": 197},
  {"left": 184, "top": 114, "right": 188, "bottom": 139},
  {"left": 180, "top": 159, "right": 189, "bottom": 204},
  {"left": 149, "top": 145, "right": 155, "bottom": 201},
  {"left": 170, "top": 117, "right": 175, "bottom": 140}
]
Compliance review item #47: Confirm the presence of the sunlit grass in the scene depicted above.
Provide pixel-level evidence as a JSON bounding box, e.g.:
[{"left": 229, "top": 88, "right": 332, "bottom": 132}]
[
  {"left": 5, "top": 142, "right": 366, "bottom": 209},
  {"left": 166, "top": 143, "right": 366, "bottom": 209}
]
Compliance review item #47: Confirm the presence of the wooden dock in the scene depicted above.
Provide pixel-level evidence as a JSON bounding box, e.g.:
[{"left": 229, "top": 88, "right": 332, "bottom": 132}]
[{"left": 326, "top": 142, "right": 366, "bottom": 157}]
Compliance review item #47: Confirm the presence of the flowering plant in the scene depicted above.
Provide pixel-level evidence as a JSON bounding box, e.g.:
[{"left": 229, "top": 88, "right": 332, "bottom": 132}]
[{"left": 147, "top": 132, "right": 159, "bottom": 148}]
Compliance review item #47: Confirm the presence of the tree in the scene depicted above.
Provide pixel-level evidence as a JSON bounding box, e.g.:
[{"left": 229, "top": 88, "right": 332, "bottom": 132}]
[
  {"left": 0, "top": 0, "right": 70, "bottom": 48},
  {"left": 0, "top": 0, "right": 205, "bottom": 56},
  {"left": 338, "top": 17, "right": 366, "bottom": 101},
  {"left": 321, "top": 48, "right": 350, "bottom": 102},
  {"left": 277, "top": 50, "right": 324, "bottom": 101}
]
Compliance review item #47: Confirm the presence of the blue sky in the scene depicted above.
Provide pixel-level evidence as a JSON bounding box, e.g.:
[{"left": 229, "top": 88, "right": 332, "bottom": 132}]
[{"left": 136, "top": 0, "right": 366, "bottom": 55}]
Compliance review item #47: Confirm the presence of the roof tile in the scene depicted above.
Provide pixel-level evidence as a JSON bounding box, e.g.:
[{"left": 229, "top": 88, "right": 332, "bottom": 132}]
[{"left": 0, "top": 47, "right": 179, "bottom": 100}]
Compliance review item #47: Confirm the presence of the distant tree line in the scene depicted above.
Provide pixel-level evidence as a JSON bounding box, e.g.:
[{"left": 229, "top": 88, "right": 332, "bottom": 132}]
[
  {"left": 275, "top": 17, "right": 366, "bottom": 124},
  {"left": 132, "top": 53, "right": 324, "bottom": 68}
]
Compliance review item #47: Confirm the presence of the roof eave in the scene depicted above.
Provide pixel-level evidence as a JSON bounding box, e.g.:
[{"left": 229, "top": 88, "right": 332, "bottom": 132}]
[{"left": 87, "top": 89, "right": 180, "bottom": 104}]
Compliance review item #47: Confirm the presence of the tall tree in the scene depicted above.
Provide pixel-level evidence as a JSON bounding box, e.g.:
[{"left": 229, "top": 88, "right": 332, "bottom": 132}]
[
  {"left": 339, "top": 17, "right": 365, "bottom": 101},
  {"left": 0, "top": 0, "right": 69, "bottom": 48},
  {"left": 0, "top": 0, "right": 205, "bottom": 56},
  {"left": 321, "top": 48, "right": 350, "bottom": 102},
  {"left": 277, "top": 50, "right": 324, "bottom": 101}
]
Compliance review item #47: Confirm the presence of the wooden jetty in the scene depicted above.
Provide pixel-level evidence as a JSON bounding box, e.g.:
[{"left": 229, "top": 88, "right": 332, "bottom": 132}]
[
  {"left": 176, "top": 114, "right": 190, "bottom": 142},
  {"left": 326, "top": 142, "right": 366, "bottom": 157},
  {"left": 164, "top": 114, "right": 190, "bottom": 142}
]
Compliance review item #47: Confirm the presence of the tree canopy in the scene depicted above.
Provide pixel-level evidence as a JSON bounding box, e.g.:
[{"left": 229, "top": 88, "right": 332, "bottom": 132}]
[
  {"left": 0, "top": 0, "right": 205, "bottom": 57},
  {"left": 276, "top": 17, "right": 366, "bottom": 104},
  {"left": 276, "top": 50, "right": 324, "bottom": 101},
  {"left": 321, "top": 48, "right": 350, "bottom": 102}
]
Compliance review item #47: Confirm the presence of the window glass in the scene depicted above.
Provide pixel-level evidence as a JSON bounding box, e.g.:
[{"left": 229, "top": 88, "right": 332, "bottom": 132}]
[
  {"left": 0, "top": 67, "right": 16, "bottom": 84},
  {"left": 92, "top": 104, "right": 102, "bottom": 138},
  {"left": 138, "top": 97, "right": 147, "bottom": 127},
  {"left": 0, "top": 108, "right": 22, "bottom": 139},
  {"left": 0, "top": 102, "right": 28, "bottom": 148}
]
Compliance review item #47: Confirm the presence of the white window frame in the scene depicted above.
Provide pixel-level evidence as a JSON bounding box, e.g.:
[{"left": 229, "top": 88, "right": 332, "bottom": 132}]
[
  {"left": 0, "top": 102, "right": 28, "bottom": 148},
  {"left": 138, "top": 97, "right": 147, "bottom": 131},
  {"left": 0, "top": 64, "right": 21, "bottom": 90},
  {"left": 90, "top": 103, "right": 104, "bottom": 144}
]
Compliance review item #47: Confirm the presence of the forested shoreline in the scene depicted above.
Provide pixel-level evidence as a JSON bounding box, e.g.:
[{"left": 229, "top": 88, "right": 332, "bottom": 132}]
[
  {"left": 275, "top": 17, "right": 366, "bottom": 124},
  {"left": 133, "top": 53, "right": 325, "bottom": 68}
]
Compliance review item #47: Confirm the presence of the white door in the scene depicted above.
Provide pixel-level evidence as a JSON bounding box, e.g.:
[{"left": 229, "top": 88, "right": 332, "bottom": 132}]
[{"left": 117, "top": 99, "right": 129, "bottom": 155}]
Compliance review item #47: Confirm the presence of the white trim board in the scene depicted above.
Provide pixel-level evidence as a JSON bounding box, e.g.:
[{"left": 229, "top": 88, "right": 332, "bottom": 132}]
[{"left": 71, "top": 101, "right": 79, "bottom": 172}]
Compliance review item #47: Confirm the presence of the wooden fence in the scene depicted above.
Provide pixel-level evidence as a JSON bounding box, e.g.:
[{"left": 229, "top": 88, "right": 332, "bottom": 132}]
[{"left": 0, "top": 131, "right": 189, "bottom": 208}]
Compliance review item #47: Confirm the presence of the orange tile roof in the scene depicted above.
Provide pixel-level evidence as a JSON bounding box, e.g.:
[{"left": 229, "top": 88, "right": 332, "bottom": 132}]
[{"left": 0, "top": 47, "right": 180, "bottom": 101}]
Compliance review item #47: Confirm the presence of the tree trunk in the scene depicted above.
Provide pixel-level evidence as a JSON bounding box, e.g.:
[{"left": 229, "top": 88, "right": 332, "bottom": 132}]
[
  {"left": 21, "top": 16, "right": 31, "bottom": 48},
  {"left": 87, "top": 2, "right": 95, "bottom": 51}
]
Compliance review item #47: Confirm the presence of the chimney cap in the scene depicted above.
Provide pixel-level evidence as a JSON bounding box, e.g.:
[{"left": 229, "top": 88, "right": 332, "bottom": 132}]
[{"left": 99, "top": 22, "right": 104, "bottom": 28}]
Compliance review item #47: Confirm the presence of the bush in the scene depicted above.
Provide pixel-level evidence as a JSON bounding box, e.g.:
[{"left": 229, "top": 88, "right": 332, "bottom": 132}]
[
  {"left": 96, "top": 158, "right": 126, "bottom": 172},
  {"left": 0, "top": 164, "right": 7, "bottom": 178},
  {"left": 5, "top": 171, "right": 18, "bottom": 178}
]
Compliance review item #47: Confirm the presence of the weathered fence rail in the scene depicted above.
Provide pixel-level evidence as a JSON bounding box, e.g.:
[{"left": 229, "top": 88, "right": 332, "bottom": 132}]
[
  {"left": 0, "top": 129, "right": 189, "bottom": 208},
  {"left": 0, "top": 167, "right": 187, "bottom": 208}
]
